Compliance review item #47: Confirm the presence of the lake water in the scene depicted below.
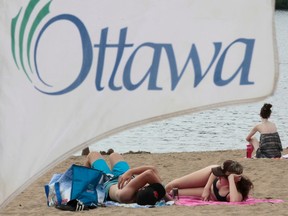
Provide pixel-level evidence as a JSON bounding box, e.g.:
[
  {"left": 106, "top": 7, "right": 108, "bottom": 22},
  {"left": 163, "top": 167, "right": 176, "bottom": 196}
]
[{"left": 83, "top": 10, "right": 288, "bottom": 154}]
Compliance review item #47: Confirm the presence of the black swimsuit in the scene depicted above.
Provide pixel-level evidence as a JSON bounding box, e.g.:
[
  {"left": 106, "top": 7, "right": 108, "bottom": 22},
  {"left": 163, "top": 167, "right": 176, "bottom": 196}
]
[{"left": 213, "top": 178, "right": 229, "bottom": 202}]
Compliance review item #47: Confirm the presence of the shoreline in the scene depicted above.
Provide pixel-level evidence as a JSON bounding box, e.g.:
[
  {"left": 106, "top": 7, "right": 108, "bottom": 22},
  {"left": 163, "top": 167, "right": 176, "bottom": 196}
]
[{"left": 1, "top": 149, "right": 288, "bottom": 215}]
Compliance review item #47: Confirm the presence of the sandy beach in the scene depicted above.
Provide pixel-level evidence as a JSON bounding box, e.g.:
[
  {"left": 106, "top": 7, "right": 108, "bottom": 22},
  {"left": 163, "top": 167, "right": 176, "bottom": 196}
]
[{"left": 1, "top": 149, "right": 288, "bottom": 216}]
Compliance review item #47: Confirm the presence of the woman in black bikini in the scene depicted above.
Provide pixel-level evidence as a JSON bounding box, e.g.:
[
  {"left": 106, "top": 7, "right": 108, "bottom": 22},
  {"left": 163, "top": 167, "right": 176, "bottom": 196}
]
[{"left": 165, "top": 160, "right": 253, "bottom": 202}]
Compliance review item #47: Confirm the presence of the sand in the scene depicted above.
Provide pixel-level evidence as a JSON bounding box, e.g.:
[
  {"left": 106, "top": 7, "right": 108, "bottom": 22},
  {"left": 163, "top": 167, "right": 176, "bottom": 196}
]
[{"left": 1, "top": 149, "right": 288, "bottom": 216}]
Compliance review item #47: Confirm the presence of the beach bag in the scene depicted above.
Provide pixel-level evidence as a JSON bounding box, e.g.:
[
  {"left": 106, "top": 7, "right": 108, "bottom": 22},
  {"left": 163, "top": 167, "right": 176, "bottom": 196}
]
[{"left": 45, "top": 164, "right": 106, "bottom": 207}]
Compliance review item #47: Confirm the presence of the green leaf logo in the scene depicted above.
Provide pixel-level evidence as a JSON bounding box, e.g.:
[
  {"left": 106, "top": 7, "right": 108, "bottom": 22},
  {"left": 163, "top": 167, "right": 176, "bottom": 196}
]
[{"left": 11, "top": 0, "right": 52, "bottom": 82}]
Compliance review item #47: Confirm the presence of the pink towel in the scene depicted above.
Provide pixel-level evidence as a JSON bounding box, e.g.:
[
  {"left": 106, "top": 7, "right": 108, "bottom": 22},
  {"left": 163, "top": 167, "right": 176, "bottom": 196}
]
[{"left": 175, "top": 196, "right": 284, "bottom": 206}]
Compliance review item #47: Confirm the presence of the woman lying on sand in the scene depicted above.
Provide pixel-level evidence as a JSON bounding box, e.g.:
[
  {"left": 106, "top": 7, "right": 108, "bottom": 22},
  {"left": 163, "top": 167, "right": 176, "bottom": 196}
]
[
  {"left": 165, "top": 160, "right": 253, "bottom": 202},
  {"left": 85, "top": 151, "right": 171, "bottom": 205}
]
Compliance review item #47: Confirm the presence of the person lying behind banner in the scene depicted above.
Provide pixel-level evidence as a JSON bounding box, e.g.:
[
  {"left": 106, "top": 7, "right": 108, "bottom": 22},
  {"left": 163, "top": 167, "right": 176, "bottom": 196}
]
[
  {"left": 84, "top": 151, "right": 171, "bottom": 205},
  {"left": 246, "top": 103, "right": 283, "bottom": 158},
  {"left": 165, "top": 160, "right": 253, "bottom": 202}
]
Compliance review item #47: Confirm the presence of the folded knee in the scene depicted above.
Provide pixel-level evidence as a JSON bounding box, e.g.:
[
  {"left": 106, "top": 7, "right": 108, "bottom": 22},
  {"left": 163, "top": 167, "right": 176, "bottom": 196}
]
[{"left": 87, "top": 152, "right": 102, "bottom": 162}]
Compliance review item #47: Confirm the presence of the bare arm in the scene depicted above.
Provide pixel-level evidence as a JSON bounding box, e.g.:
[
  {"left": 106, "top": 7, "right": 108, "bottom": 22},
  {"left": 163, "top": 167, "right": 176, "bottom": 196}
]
[
  {"left": 118, "top": 165, "right": 160, "bottom": 189},
  {"left": 116, "top": 168, "right": 163, "bottom": 203},
  {"left": 227, "top": 174, "right": 243, "bottom": 202},
  {"left": 246, "top": 125, "right": 258, "bottom": 142},
  {"left": 128, "top": 165, "right": 159, "bottom": 176},
  {"left": 201, "top": 172, "right": 216, "bottom": 201}
]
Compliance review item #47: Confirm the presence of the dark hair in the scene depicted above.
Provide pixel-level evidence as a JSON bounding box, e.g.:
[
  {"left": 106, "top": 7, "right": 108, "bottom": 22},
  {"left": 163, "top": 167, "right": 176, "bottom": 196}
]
[
  {"left": 260, "top": 103, "right": 272, "bottom": 119},
  {"left": 212, "top": 160, "right": 243, "bottom": 177},
  {"left": 236, "top": 175, "right": 254, "bottom": 200},
  {"left": 136, "top": 183, "right": 166, "bottom": 205}
]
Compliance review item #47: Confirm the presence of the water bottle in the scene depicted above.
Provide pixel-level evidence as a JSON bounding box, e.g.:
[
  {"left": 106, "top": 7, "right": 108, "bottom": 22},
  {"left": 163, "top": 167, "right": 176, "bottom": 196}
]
[{"left": 246, "top": 144, "right": 253, "bottom": 158}]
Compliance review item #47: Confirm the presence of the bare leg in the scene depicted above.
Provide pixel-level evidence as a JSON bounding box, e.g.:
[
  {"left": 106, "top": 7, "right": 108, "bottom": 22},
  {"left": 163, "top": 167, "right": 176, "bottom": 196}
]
[
  {"left": 165, "top": 165, "right": 218, "bottom": 195},
  {"left": 84, "top": 151, "right": 103, "bottom": 167},
  {"left": 108, "top": 152, "right": 126, "bottom": 168},
  {"left": 250, "top": 137, "right": 259, "bottom": 153},
  {"left": 178, "top": 188, "right": 206, "bottom": 197}
]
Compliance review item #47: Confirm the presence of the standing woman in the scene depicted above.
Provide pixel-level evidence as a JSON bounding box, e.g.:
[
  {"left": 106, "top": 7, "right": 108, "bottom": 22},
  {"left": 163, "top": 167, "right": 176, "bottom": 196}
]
[{"left": 246, "top": 103, "right": 283, "bottom": 158}]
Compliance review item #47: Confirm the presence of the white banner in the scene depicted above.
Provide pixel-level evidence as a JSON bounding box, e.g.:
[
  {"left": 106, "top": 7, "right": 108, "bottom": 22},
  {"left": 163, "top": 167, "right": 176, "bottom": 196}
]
[{"left": 0, "top": 0, "right": 277, "bottom": 208}]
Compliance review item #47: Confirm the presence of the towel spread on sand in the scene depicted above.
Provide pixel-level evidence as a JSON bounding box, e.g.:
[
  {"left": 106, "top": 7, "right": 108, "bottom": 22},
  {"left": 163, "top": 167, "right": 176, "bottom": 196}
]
[
  {"left": 103, "top": 196, "right": 283, "bottom": 208},
  {"left": 104, "top": 200, "right": 174, "bottom": 208},
  {"left": 175, "top": 196, "right": 284, "bottom": 206}
]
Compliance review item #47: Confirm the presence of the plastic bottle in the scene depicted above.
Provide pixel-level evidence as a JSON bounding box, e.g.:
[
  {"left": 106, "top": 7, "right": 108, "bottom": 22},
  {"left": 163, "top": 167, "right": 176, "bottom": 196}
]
[{"left": 246, "top": 144, "right": 253, "bottom": 158}]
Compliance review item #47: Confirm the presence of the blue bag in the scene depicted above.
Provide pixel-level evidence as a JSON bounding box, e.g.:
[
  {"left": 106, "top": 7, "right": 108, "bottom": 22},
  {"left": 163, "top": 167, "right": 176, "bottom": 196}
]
[
  {"left": 45, "top": 164, "right": 106, "bottom": 207},
  {"left": 70, "top": 164, "right": 105, "bottom": 205}
]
